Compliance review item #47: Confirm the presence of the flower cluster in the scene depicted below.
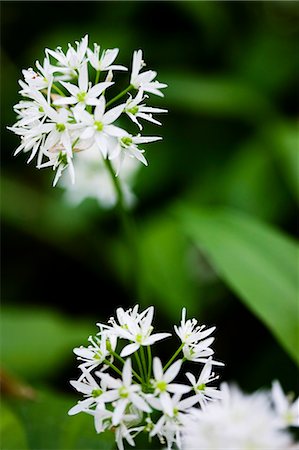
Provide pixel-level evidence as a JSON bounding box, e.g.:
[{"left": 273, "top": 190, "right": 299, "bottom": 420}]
[
  {"left": 69, "top": 305, "right": 223, "bottom": 450},
  {"left": 181, "top": 382, "right": 299, "bottom": 449},
  {"left": 8, "top": 35, "right": 167, "bottom": 191}
]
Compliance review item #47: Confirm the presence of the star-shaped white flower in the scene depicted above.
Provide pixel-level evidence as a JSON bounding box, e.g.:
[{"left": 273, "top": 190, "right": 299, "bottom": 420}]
[
  {"left": 46, "top": 34, "right": 89, "bottom": 75},
  {"left": 185, "top": 358, "right": 222, "bottom": 408},
  {"left": 74, "top": 333, "right": 116, "bottom": 373},
  {"left": 151, "top": 358, "right": 190, "bottom": 417},
  {"left": 109, "top": 132, "right": 161, "bottom": 175},
  {"left": 53, "top": 62, "right": 113, "bottom": 108},
  {"left": 73, "top": 96, "right": 125, "bottom": 157},
  {"left": 87, "top": 44, "right": 127, "bottom": 72},
  {"left": 130, "top": 49, "right": 167, "bottom": 97},
  {"left": 104, "top": 306, "right": 171, "bottom": 357},
  {"left": 68, "top": 370, "right": 106, "bottom": 416},
  {"left": 125, "top": 89, "right": 167, "bottom": 130},
  {"left": 97, "top": 358, "right": 151, "bottom": 426}
]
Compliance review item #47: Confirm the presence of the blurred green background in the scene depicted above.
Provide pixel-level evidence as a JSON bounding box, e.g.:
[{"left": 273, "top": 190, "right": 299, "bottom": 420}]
[{"left": 1, "top": 1, "right": 299, "bottom": 449}]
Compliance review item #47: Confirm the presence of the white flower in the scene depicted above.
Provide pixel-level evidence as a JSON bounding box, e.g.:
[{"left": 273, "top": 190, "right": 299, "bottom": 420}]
[
  {"left": 185, "top": 358, "right": 222, "bottom": 408},
  {"left": 109, "top": 133, "right": 161, "bottom": 175},
  {"left": 272, "top": 380, "right": 299, "bottom": 428},
  {"left": 87, "top": 403, "right": 113, "bottom": 434},
  {"left": 87, "top": 44, "right": 127, "bottom": 72},
  {"left": 151, "top": 358, "right": 190, "bottom": 417},
  {"left": 181, "top": 383, "right": 294, "bottom": 450},
  {"left": 46, "top": 34, "right": 88, "bottom": 76},
  {"left": 10, "top": 36, "right": 167, "bottom": 189},
  {"left": 175, "top": 307, "right": 215, "bottom": 347},
  {"left": 150, "top": 393, "right": 198, "bottom": 450},
  {"left": 125, "top": 89, "right": 167, "bottom": 130},
  {"left": 68, "top": 370, "right": 106, "bottom": 416},
  {"left": 115, "top": 422, "right": 144, "bottom": 450},
  {"left": 54, "top": 62, "right": 113, "bottom": 108},
  {"left": 39, "top": 145, "right": 75, "bottom": 186},
  {"left": 175, "top": 308, "right": 223, "bottom": 365},
  {"left": 72, "top": 96, "right": 125, "bottom": 157},
  {"left": 97, "top": 358, "right": 151, "bottom": 426},
  {"left": 130, "top": 49, "right": 167, "bottom": 96},
  {"left": 73, "top": 333, "right": 116, "bottom": 373},
  {"left": 104, "top": 305, "right": 171, "bottom": 357}
]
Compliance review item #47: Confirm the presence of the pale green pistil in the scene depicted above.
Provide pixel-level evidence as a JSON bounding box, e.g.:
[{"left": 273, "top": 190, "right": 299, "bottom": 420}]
[
  {"left": 92, "top": 389, "right": 103, "bottom": 398},
  {"left": 94, "top": 121, "right": 104, "bottom": 132},
  {"left": 121, "top": 137, "right": 133, "bottom": 147},
  {"left": 156, "top": 380, "right": 167, "bottom": 392},
  {"left": 196, "top": 383, "right": 206, "bottom": 391},
  {"left": 136, "top": 333, "right": 143, "bottom": 344},
  {"left": 94, "top": 350, "right": 102, "bottom": 360},
  {"left": 118, "top": 386, "right": 129, "bottom": 398},
  {"left": 56, "top": 123, "right": 66, "bottom": 132},
  {"left": 127, "top": 106, "right": 139, "bottom": 115},
  {"left": 77, "top": 91, "right": 87, "bottom": 102}
]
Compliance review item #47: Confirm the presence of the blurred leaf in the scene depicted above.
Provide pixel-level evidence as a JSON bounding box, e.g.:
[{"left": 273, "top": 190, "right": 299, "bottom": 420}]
[
  {"left": 1, "top": 308, "right": 94, "bottom": 379},
  {"left": 138, "top": 216, "right": 199, "bottom": 320},
  {"left": 268, "top": 122, "right": 299, "bottom": 202},
  {"left": 177, "top": 206, "right": 299, "bottom": 365},
  {"left": 7, "top": 390, "right": 114, "bottom": 450},
  {"left": 0, "top": 404, "right": 28, "bottom": 450},
  {"left": 161, "top": 73, "right": 273, "bottom": 121}
]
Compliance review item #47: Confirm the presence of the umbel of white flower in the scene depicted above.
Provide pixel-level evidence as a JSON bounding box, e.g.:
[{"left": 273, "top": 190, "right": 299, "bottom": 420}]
[
  {"left": 69, "top": 305, "right": 224, "bottom": 450},
  {"left": 8, "top": 35, "right": 167, "bottom": 194},
  {"left": 181, "top": 382, "right": 299, "bottom": 450}
]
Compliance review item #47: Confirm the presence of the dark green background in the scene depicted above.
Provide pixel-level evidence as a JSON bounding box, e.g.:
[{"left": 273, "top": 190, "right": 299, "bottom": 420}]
[{"left": 1, "top": 1, "right": 298, "bottom": 449}]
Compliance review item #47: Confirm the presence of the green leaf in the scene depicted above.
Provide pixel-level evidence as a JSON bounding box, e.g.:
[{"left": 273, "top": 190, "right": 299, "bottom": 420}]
[
  {"left": 8, "top": 390, "right": 115, "bottom": 450},
  {"left": 160, "top": 73, "right": 272, "bottom": 122},
  {"left": 1, "top": 308, "right": 94, "bottom": 380},
  {"left": 0, "top": 404, "right": 28, "bottom": 450},
  {"left": 177, "top": 206, "right": 299, "bottom": 364},
  {"left": 268, "top": 122, "right": 299, "bottom": 202},
  {"left": 138, "top": 216, "right": 199, "bottom": 320}
]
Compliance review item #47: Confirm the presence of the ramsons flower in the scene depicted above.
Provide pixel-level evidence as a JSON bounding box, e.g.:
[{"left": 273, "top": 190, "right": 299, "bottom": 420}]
[
  {"left": 69, "top": 305, "right": 224, "bottom": 450},
  {"left": 130, "top": 49, "right": 167, "bottom": 96},
  {"left": 181, "top": 383, "right": 296, "bottom": 450},
  {"left": 97, "top": 358, "right": 151, "bottom": 425},
  {"left": 101, "top": 305, "right": 171, "bottom": 357},
  {"left": 9, "top": 36, "right": 167, "bottom": 195}
]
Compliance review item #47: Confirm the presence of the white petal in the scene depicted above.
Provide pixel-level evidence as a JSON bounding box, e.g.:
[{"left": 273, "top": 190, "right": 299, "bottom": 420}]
[
  {"left": 153, "top": 357, "right": 163, "bottom": 380},
  {"left": 122, "top": 358, "right": 132, "bottom": 386},
  {"left": 113, "top": 399, "right": 128, "bottom": 425},
  {"left": 164, "top": 359, "right": 182, "bottom": 383},
  {"left": 120, "top": 343, "right": 139, "bottom": 358},
  {"left": 78, "top": 62, "right": 88, "bottom": 92},
  {"left": 103, "top": 103, "right": 124, "bottom": 124},
  {"left": 160, "top": 392, "right": 173, "bottom": 417},
  {"left": 131, "top": 393, "right": 151, "bottom": 413},
  {"left": 88, "top": 82, "right": 113, "bottom": 98}
]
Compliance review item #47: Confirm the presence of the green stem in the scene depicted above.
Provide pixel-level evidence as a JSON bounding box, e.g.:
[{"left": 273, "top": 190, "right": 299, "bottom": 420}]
[
  {"left": 140, "top": 346, "right": 147, "bottom": 381},
  {"left": 163, "top": 343, "right": 184, "bottom": 372},
  {"left": 147, "top": 346, "right": 152, "bottom": 381},
  {"left": 103, "top": 359, "right": 122, "bottom": 377},
  {"left": 110, "top": 350, "right": 143, "bottom": 383},
  {"left": 106, "top": 85, "right": 133, "bottom": 107},
  {"left": 95, "top": 70, "right": 101, "bottom": 85},
  {"left": 104, "top": 158, "right": 140, "bottom": 297},
  {"left": 134, "top": 351, "right": 145, "bottom": 382},
  {"left": 52, "top": 83, "right": 65, "bottom": 97}
]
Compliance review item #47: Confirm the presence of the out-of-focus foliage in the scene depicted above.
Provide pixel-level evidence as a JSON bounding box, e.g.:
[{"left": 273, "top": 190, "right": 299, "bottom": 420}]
[{"left": 1, "top": 1, "right": 298, "bottom": 449}]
